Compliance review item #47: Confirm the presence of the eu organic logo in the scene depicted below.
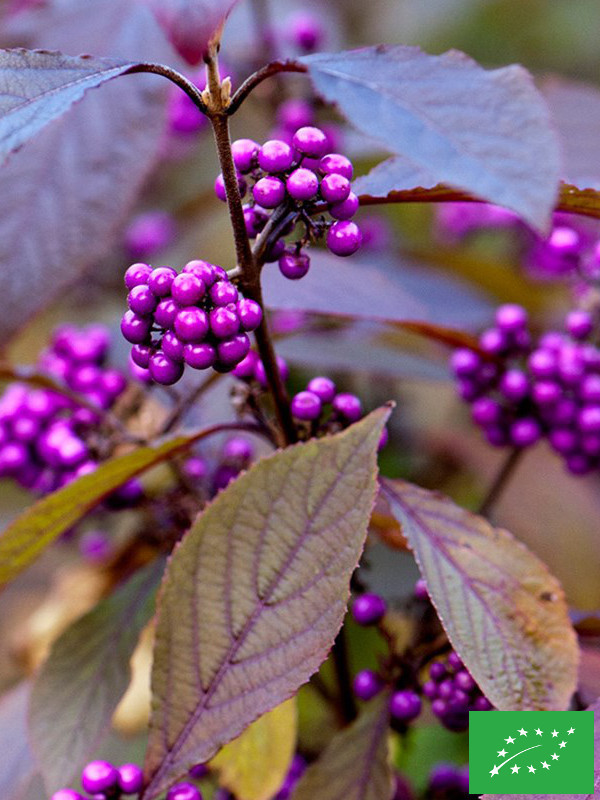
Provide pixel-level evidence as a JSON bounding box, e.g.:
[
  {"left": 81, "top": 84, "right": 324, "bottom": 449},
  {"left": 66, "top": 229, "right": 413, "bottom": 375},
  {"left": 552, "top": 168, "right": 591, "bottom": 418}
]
[{"left": 469, "top": 711, "right": 594, "bottom": 794}]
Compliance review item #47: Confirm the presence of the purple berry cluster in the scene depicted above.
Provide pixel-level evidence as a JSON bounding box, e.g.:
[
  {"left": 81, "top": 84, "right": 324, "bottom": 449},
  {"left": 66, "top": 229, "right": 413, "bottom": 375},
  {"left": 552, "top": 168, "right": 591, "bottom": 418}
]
[
  {"left": 183, "top": 436, "right": 255, "bottom": 497},
  {"left": 215, "top": 129, "right": 362, "bottom": 277},
  {"left": 423, "top": 651, "right": 492, "bottom": 732},
  {"left": 122, "top": 260, "right": 263, "bottom": 385},
  {"left": 0, "top": 325, "right": 130, "bottom": 495},
  {"left": 452, "top": 303, "right": 600, "bottom": 474}
]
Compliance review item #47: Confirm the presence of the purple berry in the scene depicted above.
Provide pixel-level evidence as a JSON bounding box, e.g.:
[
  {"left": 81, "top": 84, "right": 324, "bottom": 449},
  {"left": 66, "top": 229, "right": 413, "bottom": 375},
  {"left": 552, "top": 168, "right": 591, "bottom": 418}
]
[
  {"left": 174, "top": 307, "right": 210, "bottom": 342},
  {"left": 253, "top": 176, "right": 286, "bottom": 208},
  {"left": 171, "top": 273, "right": 206, "bottom": 306},
  {"left": 292, "top": 126, "right": 329, "bottom": 158},
  {"left": 326, "top": 220, "right": 362, "bottom": 256},
  {"left": 217, "top": 333, "right": 251, "bottom": 366},
  {"left": 307, "top": 376, "right": 336, "bottom": 403},
  {"left": 231, "top": 138, "right": 259, "bottom": 173},
  {"left": 118, "top": 763, "right": 144, "bottom": 794},
  {"left": 291, "top": 390, "right": 322, "bottom": 420},
  {"left": 223, "top": 437, "right": 253, "bottom": 464},
  {"left": 499, "top": 369, "right": 529, "bottom": 401},
  {"left": 166, "top": 782, "right": 203, "bottom": 800},
  {"left": 319, "top": 153, "right": 353, "bottom": 180},
  {"left": 215, "top": 172, "right": 246, "bottom": 202},
  {"left": 352, "top": 593, "right": 386, "bottom": 625},
  {"left": 148, "top": 266, "right": 177, "bottom": 297},
  {"left": 450, "top": 349, "right": 481, "bottom": 377},
  {"left": 286, "top": 167, "right": 319, "bottom": 201},
  {"left": 258, "top": 139, "right": 294, "bottom": 172},
  {"left": 244, "top": 205, "right": 269, "bottom": 238},
  {"left": 149, "top": 352, "right": 184, "bottom": 385},
  {"left": 255, "top": 355, "right": 289, "bottom": 387},
  {"left": 209, "top": 280, "right": 238, "bottom": 306},
  {"left": 210, "top": 306, "right": 240, "bottom": 339},
  {"left": 237, "top": 298, "right": 263, "bottom": 331},
  {"left": 414, "top": 578, "right": 429, "bottom": 601},
  {"left": 120, "top": 310, "right": 151, "bottom": 344},
  {"left": 321, "top": 172, "right": 351, "bottom": 204},
  {"left": 81, "top": 760, "right": 119, "bottom": 794},
  {"left": 329, "top": 192, "right": 359, "bottom": 220},
  {"left": 155, "top": 298, "right": 178, "bottom": 329},
  {"left": 128, "top": 285, "right": 157, "bottom": 316},
  {"left": 578, "top": 406, "right": 600, "bottom": 433},
  {"left": 232, "top": 350, "right": 259, "bottom": 379},
  {"left": 182, "top": 259, "right": 220, "bottom": 286},
  {"left": 124, "top": 262, "right": 151, "bottom": 289},
  {"left": 162, "top": 330, "right": 185, "bottom": 362},
  {"left": 279, "top": 251, "right": 310, "bottom": 280},
  {"left": 390, "top": 690, "right": 422, "bottom": 722},
  {"left": 333, "top": 392, "right": 362, "bottom": 422},
  {"left": 184, "top": 342, "right": 216, "bottom": 370},
  {"left": 124, "top": 211, "right": 175, "bottom": 259},
  {"left": 566, "top": 309, "right": 593, "bottom": 340},
  {"left": 51, "top": 792, "right": 84, "bottom": 800},
  {"left": 277, "top": 98, "right": 314, "bottom": 131},
  {"left": 288, "top": 10, "right": 324, "bottom": 52},
  {"left": 495, "top": 303, "right": 528, "bottom": 333},
  {"left": 265, "top": 237, "right": 286, "bottom": 263},
  {"left": 353, "top": 669, "right": 382, "bottom": 701}
]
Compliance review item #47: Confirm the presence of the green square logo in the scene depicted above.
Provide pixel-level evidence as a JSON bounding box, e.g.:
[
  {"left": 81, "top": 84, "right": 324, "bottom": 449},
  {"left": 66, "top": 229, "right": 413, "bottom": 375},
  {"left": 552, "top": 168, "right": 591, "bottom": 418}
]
[{"left": 469, "top": 711, "right": 594, "bottom": 794}]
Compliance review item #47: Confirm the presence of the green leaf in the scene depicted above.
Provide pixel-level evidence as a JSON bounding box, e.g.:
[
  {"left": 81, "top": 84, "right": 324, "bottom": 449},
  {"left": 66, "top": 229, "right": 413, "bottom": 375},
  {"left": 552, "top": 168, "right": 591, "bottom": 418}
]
[
  {"left": 29, "top": 561, "right": 163, "bottom": 794},
  {"left": 210, "top": 699, "right": 297, "bottom": 800},
  {"left": 142, "top": 407, "right": 391, "bottom": 798},
  {"left": 0, "top": 426, "right": 234, "bottom": 591},
  {"left": 382, "top": 479, "right": 578, "bottom": 711},
  {"left": 291, "top": 695, "right": 394, "bottom": 800}
]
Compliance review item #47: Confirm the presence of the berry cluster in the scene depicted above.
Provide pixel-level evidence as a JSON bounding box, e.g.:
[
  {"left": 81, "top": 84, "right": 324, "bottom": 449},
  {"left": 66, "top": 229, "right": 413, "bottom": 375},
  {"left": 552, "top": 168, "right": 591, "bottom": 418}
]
[
  {"left": 452, "top": 304, "right": 600, "bottom": 474},
  {"left": 423, "top": 651, "right": 492, "bottom": 732},
  {"left": 216, "top": 128, "right": 362, "bottom": 278},
  {"left": 122, "top": 260, "right": 263, "bottom": 385},
  {"left": 183, "top": 436, "right": 255, "bottom": 497},
  {"left": 0, "top": 325, "right": 132, "bottom": 496}
]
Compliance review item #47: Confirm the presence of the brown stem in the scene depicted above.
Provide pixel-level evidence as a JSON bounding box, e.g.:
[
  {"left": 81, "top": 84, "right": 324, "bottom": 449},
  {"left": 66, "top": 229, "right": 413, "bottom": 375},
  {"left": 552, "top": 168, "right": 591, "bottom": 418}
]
[
  {"left": 332, "top": 626, "right": 357, "bottom": 723},
  {"left": 126, "top": 63, "right": 208, "bottom": 115},
  {"left": 228, "top": 60, "right": 307, "bottom": 115},
  {"left": 477, "top": 446, "right": 524, "bottom": 517}
]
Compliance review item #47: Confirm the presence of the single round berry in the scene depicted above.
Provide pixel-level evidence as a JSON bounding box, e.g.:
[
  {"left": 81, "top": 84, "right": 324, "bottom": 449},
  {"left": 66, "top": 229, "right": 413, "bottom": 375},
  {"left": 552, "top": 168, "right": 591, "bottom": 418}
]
[
  {"left": 414, "top": 578, "right": 429, "bottom": 601},
  {"left": 352, "top": 593, "right": 386, "bottom": 625},
  {"left": 292, "top": 126, "right": 329, "bottom": 158},
  {"left": 148, "top": 266, "right": 177, "bottom": 297},
  {"left": 231, "top": 138, "right": 260, "bottom": 173},
  {"left": 118, "top": 763, "right": 144, "bottom": 794},
  {"left": 215, "top": 172, "right": 246, "bottom": 202},
  {"left": 148, "top": 352, "right": 184, "bottom": 385},
  {"left": 183, "top": 259, "right": 219, "bottom": 286},
  {"left": 237, "top": 298, "right": 263, "bottom": 331},
  {"left": 184, "top": 342, "right": 216, "bottom": 370},
  {"left": 450, "top": 349, "right": 481, "bottom": 377},
  {"left": 223, "top": 438, "right": 254, "bottom": 464},
  {"left": 210, "top": 280, "right": 238, "bottom": 306},
  {"left": 265, "top": 237, "right": 286, "bottom": 263},
  {"left": 327, "top": 220, "right": 362, "bottom": 257},
  {"left": 217, "top": 333, "right": 251, "bottom": 366},
  {"left": 277, "top": 98, "right": 314, "bottom": 131},
  {"left": 353, "top": 669, "right": 382, "bottom": 701},
  {"left": 166, "top": 782, "right": 203, "bottom": 800},
  {"left": 495, "top": 303, "right": 528, "bottom": 333},
  {"left": 329, "top": 192, "right": 359, "bottom": 220},
  {"left": 124, "top": 262, "right": 151, "bottom": 289},
  {"left": 291, "top": 390, "right": 322, "bottom": 420},
  {"left": 232, "top": 350, "right": 259, "bottom": 379},
  {"left": 319, "top": 153, "right": 353, "bottom": 180},
  {"left": 253, "top": 176, "right": 286, "bottom": 208},
  {"left": 162, "top": 331, "right": 185, "bottom": 362},
  {"left": 288, "top": 10, "right": 324, "bottom": 52},
  {"left": 321, "top": 172, "right": 351, "bottom": 204},
  {"left": 244, "top": 205, "right": 269, "bottom": 237},
  {"left": 125, "top": 211, "right": 175, "bottom": 259},
  {"left": 155, "top": 298, "right": 178, "bottom": 329},
  {"left": 174, "top": 307, "right": 210, "bottom": 342},
  {"left": 210, "top": 306, "right": 240, "bottom": 339},
  {"left": 255, "top": 355, "right": 289, "bottom": 387},
  {"left": 120, "top": 310, "right": 151, "bottom": 344},
  {"left": 258, "top": 139, "right": 294, "bottom": 172},
  {"left": 286, "top": 167, "right": 319, "bottom": 201},
  {"left": 81, "top": 760, "right": 119, "bottom": 794},
  {"left": 51, "top": 791, "right": 84, "bottom": 800},
  {"left": 307, "top": 376, "right": 336, "bottom": 403},
  {"left": 390, "top": 690, "right": 422, "bottom": 722},
  {"left": 566, "top": 309, "right": 593, "bottom": 340},
  {"left": 333, "top": 392, "right": 362, "bottom": 422},
  {"left": 279, "top": 251, "right": 310, "bottom": 280},
  {"left": 171, "top": 273, "right": 206, "bottom": 306}
]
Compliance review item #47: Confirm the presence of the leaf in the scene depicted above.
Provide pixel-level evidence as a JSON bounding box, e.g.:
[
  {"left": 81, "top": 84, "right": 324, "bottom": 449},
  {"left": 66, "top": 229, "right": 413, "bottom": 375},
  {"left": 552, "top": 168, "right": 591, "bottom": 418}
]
[
  {"left": 0, "top": 0, "right": 172, "bottom": 342},
  {"left": 301, "top": 45, "right": 560, "bottom": 230},
  {"left": 210, "top": 699, "right": 297, "bottom": 800},
  {"left": 382, "top": 478, "right": 578, "bottom": 711},
  {"left": 481, "top": 697, "right": 600, "bottom": 800},
  {"left": 29, "top": 561, "right": 163, "bottom": 794},
  {"left": 0, "top": 682, "right": 36, "bottom": 799},
  {"left": 0, "top": 48, "right": 142, "bottom": 161},
  {"left": 143, "top": 0, "right": 239, "bottom": 64},
  {"left": 262, "top": 251, "right": 492, "bottom": 330},
  {"left": 0, "top": 424, "right": 235, "bottom": 591},
  {"left": 291, "top": 695, "right": 394, "bottom": 800},
  {"left": 142, "top": 407, "right": 391, "bottom": 798}
]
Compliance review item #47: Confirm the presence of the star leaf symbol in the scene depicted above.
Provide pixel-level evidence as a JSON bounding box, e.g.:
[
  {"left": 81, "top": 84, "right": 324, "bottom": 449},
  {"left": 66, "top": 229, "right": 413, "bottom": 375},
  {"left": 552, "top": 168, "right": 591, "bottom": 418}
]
[
  {"left": 490, "top": 765, "right": 500, "bottom": 777},
  {"left": 559, "top": 741, "right": 566, "bottom": 748},
  {"left": 551, "top": 730, "right": 559, "bottom": 737},
  {"left": 505, "top": 736, "right": 515, "bottom": 744},
  {"left": 528, "top": 765, "right": 536, "bottom": 773},
  {"left": 542, "top": 761, "right": 550, "bottom": 769},
  {"left": 511, "top": 765, "right": 520, "bottom": 773},
  {"left": 535, "top": 728, "right": 543, "bottom": 736},
  {"left": 568, "top": 727, "right": 575, "bottom": 734},
  {"left": 497, "top": 749, "right": 507, "bottom": 758},
  {"left": 551, "top": 754, "right": 559, "bottom": 760},
  {"left": 518, "top": 728, "right": 528, "bottom": 736}
]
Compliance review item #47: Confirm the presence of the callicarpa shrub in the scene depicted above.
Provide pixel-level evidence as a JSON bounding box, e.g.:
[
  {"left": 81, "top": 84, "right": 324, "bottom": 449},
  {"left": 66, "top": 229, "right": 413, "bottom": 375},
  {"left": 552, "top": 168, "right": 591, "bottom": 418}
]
[{"left": 0, "top": 2, "right": 597, "bottom": 800}]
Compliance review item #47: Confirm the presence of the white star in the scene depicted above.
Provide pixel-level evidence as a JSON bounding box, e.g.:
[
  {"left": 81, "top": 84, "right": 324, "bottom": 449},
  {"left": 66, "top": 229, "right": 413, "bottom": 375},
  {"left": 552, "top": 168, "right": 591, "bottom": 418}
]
[
  {"left": 542, "top": 761, "right": 550, "bottom": 769},
  {"left": 505, "top": 736, "right": 516, "bottom": 744},
  {"left": 490, "top": 765, "right": 500, "bottom": 777},
  {"left": 568, "top": 727, "right": 575, "bottom": 735},
  {"left": 518, "top": 727, "right": 528, "bottom": 736},
  {"left": 511, "top": 765, "right": 520, "bottom": 774},
  {"left": 535, "top": 728, "right": 543, "bottom": 736},
  {"left": 551, "top": 754, "right": 559, "bottom": 761},
  {"left": 551, "top": 730, "right": 559, "bottom": 737},
  {"left": 497, "top": 749, "right": 507, "bottom": 758},
  {"left": 559, "top": 741, "right": 566, "bottom": 748},
  {"left": 528, "top": 765, "right": 536, "bottom": 773}
]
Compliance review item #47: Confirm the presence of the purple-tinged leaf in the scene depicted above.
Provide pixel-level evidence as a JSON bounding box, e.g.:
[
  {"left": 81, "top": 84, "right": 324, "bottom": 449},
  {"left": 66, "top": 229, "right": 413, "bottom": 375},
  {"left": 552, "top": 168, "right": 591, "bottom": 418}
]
[
  {"left": 143, "top": 0, "right": 239, "bottom": 64},
  {"left": 542, "top": 78, "right": 600, "bottom": 191},
  {"left": 382, "top": 478, "right": 578, "bottom": 711},
  {"left": 29, "top": 560, "right": 163, "bottom": 794},
  {"left": 0, "top": 48, "right": 140, "bottom": 161},
  {"left": 262, "top": 251, "right": 492, "bottom": 330},
  {"left": 291, "top": 695, "right": 394, "bottom": 800},
  {"left": 301, "top": 46, "right": 560, "bottom": 231},
  {"left": 481, "top": 697, "right": 600, "bottom": 800},
  {"left": 0, "top": 682, "right": 36, "bottom": 800},
  {"left": 142, "top": 408, "right": 391, "bottom": 798},
  {"left": 0, "top": 0, "right": 172, "bottom": 343}
]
